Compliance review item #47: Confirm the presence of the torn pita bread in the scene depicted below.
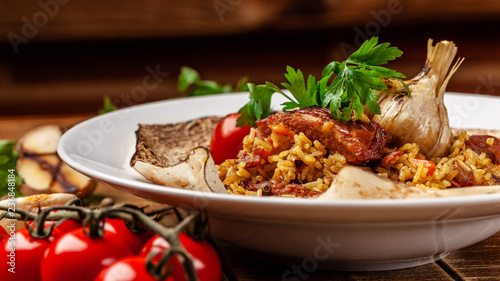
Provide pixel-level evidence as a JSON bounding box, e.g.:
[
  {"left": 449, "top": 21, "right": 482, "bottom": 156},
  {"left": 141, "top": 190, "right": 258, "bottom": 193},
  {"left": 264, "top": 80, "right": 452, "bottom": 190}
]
[
  {"left": 317, "top": 166, "right": 500, "bottom": 200},
  {"left": 131, "top": 116, "right": 221, "bottom": 167},
  {"left": 130, "top": 116, "right": 226, "bottom": 193}
]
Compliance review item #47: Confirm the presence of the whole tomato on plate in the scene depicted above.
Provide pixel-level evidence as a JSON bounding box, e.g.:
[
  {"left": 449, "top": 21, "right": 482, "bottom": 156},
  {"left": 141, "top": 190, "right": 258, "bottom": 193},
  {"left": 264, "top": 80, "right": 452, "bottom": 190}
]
[{"left": 210, "top": 113, "right": 251, "bottom": 164}]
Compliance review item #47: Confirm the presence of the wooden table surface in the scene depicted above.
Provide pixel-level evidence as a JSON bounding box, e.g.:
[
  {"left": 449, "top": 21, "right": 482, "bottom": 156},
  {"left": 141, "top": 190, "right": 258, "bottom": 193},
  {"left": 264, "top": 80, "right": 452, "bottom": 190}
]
[{"left": 2, "top": 114, "right": 500, "bottom": 281}]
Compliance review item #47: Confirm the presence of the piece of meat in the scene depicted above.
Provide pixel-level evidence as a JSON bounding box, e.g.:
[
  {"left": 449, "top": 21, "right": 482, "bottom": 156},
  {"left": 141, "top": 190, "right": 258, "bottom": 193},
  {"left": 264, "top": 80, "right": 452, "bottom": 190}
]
[
  {"left": 465, "top": 135, "right": 500, "bottom": 165},
  {"left": 256, "top": 107, "right": 392, "bottom": 164},
  {"left": 452, "top": 161, "right": 479, "bottom": 187}
]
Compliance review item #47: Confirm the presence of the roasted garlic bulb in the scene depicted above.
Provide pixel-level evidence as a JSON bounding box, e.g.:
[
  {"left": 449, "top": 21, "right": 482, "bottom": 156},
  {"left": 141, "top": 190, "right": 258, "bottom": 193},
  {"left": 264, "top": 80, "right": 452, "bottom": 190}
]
[{"left": 373, "top": 39, "right": 464, "bottom": 158}]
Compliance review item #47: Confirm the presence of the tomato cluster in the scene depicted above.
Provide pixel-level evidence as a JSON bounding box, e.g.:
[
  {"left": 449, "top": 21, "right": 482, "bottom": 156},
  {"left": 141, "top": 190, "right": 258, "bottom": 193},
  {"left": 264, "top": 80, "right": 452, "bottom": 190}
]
[{"left": 0, "top": 217, "right": 221, "bottom": 281}]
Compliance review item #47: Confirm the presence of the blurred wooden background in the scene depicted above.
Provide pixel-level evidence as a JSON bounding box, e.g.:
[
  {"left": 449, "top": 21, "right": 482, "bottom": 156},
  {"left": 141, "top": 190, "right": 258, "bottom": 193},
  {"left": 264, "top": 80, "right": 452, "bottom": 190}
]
[{"left": 1, "top": 0, "right": 500, "bottom": 116}]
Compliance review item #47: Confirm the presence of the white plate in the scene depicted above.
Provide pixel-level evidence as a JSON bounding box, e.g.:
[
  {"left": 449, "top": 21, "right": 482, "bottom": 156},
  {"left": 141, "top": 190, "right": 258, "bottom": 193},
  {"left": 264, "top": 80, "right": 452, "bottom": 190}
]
[{"left": 58, "top": 92, "right": 500, "bottom": 271}]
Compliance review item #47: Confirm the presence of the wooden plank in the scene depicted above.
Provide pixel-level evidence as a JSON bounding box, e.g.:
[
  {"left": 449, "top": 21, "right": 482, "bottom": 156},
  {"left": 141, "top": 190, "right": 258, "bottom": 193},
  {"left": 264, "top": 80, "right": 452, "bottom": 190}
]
[
  {"left": 0, "top": 31, "right": 326, "bottom": 116},
  {"left": 0, "top": 0, "right": 287, "bottom": 41},
  {"left": 0, "top": 114, "right": 89, "bottom": 139},
  {"left": 2, "top": 29, "right": 500, "bottom": 116},
  {"left": 265, "top": 0, "right": 500, "bottom": 33},
  {"left": 2, "top": 0, "right": 500, "bottom": 41},
  {"left": 2, "top": 0, "right": 500, "bottom": 118},
  {"left": 213, "top": 239, "right": 454, "bottom": 281},
  {"left": 441, "top": 231, "right": 500, "bottom": 280}
]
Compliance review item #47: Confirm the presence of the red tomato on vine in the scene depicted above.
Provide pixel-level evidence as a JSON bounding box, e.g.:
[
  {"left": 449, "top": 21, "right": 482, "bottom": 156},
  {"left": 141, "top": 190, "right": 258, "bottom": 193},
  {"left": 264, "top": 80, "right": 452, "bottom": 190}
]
[
  {"left": 140, "top": 233, "right": 222, "bottom": 281},
  {"left": 94, "top": 256, "right": 173, "bottom": 281},
  {"left": 0, "top": 227, "right": 8, "bottom": 240},
  {"left": 0, "top": 228, "right": 51, "bottom": 281},
  {"left": 41, "top": 228, "right": 132, "bottom": 281},
  {"left": 104, "top": 218, "right": 153, "bottom": 254}
]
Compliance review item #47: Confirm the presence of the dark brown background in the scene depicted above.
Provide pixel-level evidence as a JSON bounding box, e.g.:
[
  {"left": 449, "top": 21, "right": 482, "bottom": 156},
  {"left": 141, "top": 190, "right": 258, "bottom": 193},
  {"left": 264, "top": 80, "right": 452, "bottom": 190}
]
[{"left": 2, "top": 0, "right": 500, "bottom": 116}]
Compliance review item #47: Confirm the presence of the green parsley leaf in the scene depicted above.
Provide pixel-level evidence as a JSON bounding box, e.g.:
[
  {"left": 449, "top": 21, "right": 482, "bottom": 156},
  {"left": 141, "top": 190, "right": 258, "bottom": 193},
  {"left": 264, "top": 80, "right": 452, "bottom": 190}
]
[
  {"left": 178, "top": 66, "right": 249, "bottom": 96},
  {"left": 237, "top": 37, "right": 409, "bottom": 127},
  {"left": 348, "top": 37, "right": 403, "bottom": 66},
  {"left": 237, "top": 83, "right": 274, "bottom": 127},
  {"left": 188, "top": 81, "right": 231, "bottom": 96},
  {"left": 235, "top": 76, "right": 250, "bottom": 92},
  {"left": 98, "top": 96, "right": 119, "bottom": 115},
  {"left": 0, "top": 140, "right": 23, "bottom": 198},
  {"left": 321, "top": 37, "right": 407, "bottom": 119},
  {"left": 178, "top": 66, "right": 201, "bottom": 92},
  {"left": 280, "top": 66, "right": 319, "bottom": 108}
]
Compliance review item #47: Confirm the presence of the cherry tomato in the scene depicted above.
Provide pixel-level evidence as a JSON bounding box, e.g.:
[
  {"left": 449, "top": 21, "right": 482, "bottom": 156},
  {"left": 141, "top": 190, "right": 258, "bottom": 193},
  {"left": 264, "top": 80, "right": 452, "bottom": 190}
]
[
  {"left": 0, "top": 227, "right": 51, "bottom": 281},
  {"left": 210, "top": 113, "right": 251, "bottom": 164},
  {"left": 104, "top": 219, "right": 153, "bottom": 255},
  {"left": 41, "top": 228, "right": 133, "bottom": 281},
  {"left": 140, "top": 233, "right": 169, "bottom": 263},
  {"left": 140, "top": 233, "right": 222, "bottom": 281},
  {"left": 94, "top": 256, "right": 173, "bottom": 281}
]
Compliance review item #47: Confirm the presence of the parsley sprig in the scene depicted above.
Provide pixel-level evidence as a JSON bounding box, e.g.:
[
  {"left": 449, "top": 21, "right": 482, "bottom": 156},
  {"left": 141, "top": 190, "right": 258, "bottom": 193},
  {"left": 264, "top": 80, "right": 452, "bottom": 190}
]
[
  {"left": 178, "top": 66, "right": 249, "bottom": 96},
  {"left": 237, "top": 37, "right": 409, "bottom": 126},
  {"left": 98, "top": 96, "right": 119, "bottom": 115}
]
